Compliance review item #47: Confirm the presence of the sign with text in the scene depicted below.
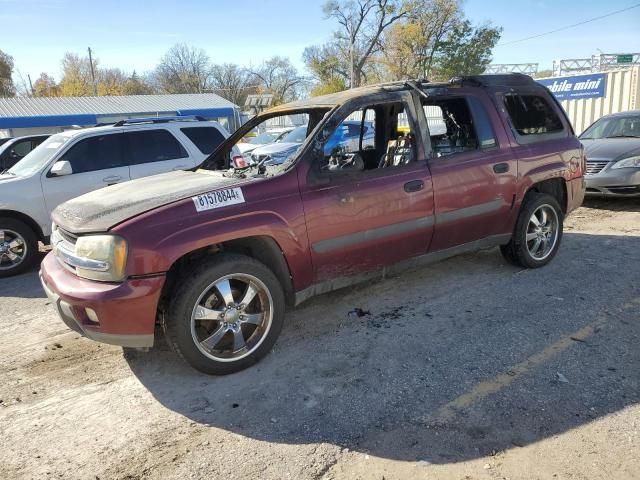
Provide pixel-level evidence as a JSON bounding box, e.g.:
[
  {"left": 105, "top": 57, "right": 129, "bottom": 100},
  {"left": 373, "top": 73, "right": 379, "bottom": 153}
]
[{"left": 537, "top": 73, "right": 607, "bottom": 101}]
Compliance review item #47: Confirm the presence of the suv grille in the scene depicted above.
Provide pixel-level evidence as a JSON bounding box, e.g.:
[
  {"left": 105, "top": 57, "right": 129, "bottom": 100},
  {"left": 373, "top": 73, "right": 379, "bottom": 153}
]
[
  {"left": 585, "top": 160, "right": 609, "bottom": 175},
  {"left": 51, "top": 226, "right": 78, "bottom": 273}
]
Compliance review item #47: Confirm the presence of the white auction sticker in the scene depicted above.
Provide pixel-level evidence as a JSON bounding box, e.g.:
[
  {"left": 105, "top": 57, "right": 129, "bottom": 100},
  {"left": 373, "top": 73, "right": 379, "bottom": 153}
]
[{"left": 192, "top": 187, "right": 245, "bottom": 212}]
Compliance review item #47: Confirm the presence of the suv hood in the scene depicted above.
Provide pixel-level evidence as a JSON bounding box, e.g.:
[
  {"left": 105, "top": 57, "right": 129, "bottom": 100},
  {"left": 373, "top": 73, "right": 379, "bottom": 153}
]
[
  {"left": 581, "top": 138, "right": 640, "bottom": 160},
  {"left": 53, "top": 170, "right": 254, "bottom": 234}
]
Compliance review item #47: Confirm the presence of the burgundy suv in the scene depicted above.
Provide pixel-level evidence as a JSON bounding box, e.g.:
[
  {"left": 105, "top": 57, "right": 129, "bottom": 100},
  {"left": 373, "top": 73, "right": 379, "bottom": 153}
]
[{"left": 41, "top": 74, "right": 585, "bottom": 374}]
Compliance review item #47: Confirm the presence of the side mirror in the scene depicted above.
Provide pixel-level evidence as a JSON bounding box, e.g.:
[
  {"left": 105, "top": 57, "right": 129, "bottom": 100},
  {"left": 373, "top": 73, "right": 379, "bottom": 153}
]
[{"left": 50, "top": 160, "right": 73, "bottom": 177}]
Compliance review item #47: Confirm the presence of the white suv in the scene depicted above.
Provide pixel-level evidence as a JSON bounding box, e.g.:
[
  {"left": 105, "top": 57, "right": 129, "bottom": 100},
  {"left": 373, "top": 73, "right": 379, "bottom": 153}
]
[{"left": 0, "top": 116, "right": 234, "bottom": 277}]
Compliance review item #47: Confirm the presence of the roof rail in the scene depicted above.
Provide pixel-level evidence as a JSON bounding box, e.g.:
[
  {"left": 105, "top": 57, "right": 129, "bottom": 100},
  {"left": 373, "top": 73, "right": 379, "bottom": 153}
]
[
  {"left": 113, "top": 115, "right": 209, "bottom": 127},
  {"left": 451, "top": 73, "right": 536, "bottom": 87}
]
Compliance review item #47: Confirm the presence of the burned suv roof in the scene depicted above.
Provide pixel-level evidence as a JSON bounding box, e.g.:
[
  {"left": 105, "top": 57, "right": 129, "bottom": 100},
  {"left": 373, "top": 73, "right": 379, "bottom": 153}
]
[{"left": 267, "top": 74, "right": 538, "bottom": 112}]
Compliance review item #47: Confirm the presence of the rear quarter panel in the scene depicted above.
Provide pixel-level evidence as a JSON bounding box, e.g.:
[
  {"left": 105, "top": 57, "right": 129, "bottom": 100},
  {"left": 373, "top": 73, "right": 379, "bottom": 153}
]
[{"left": 492, "top": 87, "right": 585, "bottom": 214}]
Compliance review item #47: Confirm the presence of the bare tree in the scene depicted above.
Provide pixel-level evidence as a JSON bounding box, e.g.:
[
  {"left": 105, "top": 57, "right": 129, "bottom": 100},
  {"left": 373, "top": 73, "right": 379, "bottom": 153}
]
[
  {"left": 324, "top": 0, "right": 408, "bottom": 87},
  {"left": 250, "top": 57, "right": 304, "bottom": 105},
  {"left": 209, "top": 63, "right": 257, "bottom": 106},
  {"left": 155, "top": 44, "right": 212, "bottom": 94}
]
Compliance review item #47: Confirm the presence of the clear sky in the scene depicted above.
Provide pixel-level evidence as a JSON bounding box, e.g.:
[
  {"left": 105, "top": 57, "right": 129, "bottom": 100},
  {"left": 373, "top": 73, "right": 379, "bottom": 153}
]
[{"left": 2, "top": 0, "right": 639, "bottom": 82}]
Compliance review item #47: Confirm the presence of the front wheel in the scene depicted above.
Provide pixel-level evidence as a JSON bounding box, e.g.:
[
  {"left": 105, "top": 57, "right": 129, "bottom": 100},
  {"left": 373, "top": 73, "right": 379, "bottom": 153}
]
[
  {"left": 0, "top": 218, "right": 39, "bottom": 278},
  {"left": 500, "top": 193, "right": 564, "bottom": 269},
  {"left": 164, "top": 254, "right": 285, "bottom": 375}
]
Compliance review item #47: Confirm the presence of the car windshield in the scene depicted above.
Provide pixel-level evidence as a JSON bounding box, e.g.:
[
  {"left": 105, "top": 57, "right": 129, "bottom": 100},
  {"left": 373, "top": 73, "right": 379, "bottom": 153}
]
[
  {"left": 7, "top": 134, "right": 72, "bottom": 176},
  {"left": 580, "top": 115, "right": 640, "bottom": 139},
  {"left": 280, "top": 126, "right": 308, "bottom": 144},
  {"left": 0, "top": 139, "right": 14, "bottom": 156}
]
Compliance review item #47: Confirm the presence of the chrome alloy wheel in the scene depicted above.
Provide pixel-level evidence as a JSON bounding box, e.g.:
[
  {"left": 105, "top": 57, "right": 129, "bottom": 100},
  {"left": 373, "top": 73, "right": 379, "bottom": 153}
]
[
  {"left": 190, "top": 274, "right": 274, "bottom": 362},
  {"left": 526, "top": 204, "right": 559, "bottom": 261},
  {"left": 0, "top": 229, "right": 27, "bottom": 271}
]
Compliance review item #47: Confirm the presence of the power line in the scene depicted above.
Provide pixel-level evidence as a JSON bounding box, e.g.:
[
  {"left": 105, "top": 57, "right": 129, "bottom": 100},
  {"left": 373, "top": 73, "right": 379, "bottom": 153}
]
[{"left": 496, "top": 3, "right": 640, "bottom": 47}]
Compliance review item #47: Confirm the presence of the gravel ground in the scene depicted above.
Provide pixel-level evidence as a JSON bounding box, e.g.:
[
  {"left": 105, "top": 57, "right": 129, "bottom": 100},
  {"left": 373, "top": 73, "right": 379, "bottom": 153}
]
[{"left": 1, "top": 197, "right": 639, "bottom": 480}]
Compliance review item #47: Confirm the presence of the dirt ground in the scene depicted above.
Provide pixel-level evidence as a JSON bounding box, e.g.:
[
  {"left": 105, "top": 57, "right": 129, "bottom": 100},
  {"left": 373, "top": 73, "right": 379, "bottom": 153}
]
[{"left": 1, "top": 197, "right": 639, "bottom": 480}]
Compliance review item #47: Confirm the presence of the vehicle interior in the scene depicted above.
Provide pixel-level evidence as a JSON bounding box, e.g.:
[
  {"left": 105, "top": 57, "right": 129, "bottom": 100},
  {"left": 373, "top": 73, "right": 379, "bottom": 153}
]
[
  {"left": 320, "top": 101, "right": 417, "bottom": 172},
  {"left": 421, "top": 98, "right": 480, "bottom": 157},
  {"left": 203, "top": 108, "right": 329, "bottom": 171}
]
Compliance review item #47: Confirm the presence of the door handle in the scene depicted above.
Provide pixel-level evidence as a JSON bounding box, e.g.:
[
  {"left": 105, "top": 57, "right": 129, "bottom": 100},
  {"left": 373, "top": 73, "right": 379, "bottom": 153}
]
[
  {"left": 102, "top": 175, "right": 121, "bottom": 183},
  {"left": 493, "top": 163, "right": 510, "bottom": 174},
  {"left": 404, "top": 180, "right": 424, "bottom": 193}
]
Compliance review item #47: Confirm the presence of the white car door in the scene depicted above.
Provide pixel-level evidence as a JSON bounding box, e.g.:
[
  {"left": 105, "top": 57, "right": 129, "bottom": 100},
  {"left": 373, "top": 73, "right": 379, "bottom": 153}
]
[
  {"left": 125, "top": 129, "right": 196, "bottom": 179},
  {"left": 41, "top": 132, "right": 130, "bottom": 216}
]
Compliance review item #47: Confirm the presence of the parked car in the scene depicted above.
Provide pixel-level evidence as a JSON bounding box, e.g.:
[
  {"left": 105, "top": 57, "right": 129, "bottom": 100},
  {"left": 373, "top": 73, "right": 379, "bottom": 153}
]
[
  {"left": 0, "top": 137, "right": 13, "bottom": 147},
  {"left": 579, "top": 110, "right": 640, "bottom": 197},
  {"left": 0, "top": 134, "right": 50, "bottom": 171},
  {"left": 247, "top": 124, "right": 309, "bottom": 165},
  {"left": 236, "top": 127, "right": 293, "bottom": 155},
  {"left": 0, "top": 116, "right": 236, "bottom": 277},
  {"left": 41, "top": 74, "right": 585, "bottom": 374},
  {"left": 248, "top": 121, "right": 375, "bottom": 166}
]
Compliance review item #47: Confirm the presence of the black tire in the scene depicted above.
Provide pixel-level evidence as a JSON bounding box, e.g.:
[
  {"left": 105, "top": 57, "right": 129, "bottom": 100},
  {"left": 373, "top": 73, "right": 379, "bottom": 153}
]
[
  {"left": 0, "top": 218, "right": 39, "bottom": 278},
  {"left": 164, "top": 253, "right": 285, "bottom": 375},
  {"left": 500, "top": 192, "right": 564, "bottom": 269}
]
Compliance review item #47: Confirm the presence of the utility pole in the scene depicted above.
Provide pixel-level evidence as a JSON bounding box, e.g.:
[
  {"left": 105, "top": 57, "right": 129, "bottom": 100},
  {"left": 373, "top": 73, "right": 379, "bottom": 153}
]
[
  {"left": 27, "top": 74, "right": 34, "bottom": 96},
  {"left": 87, "top": 47, "right": 98, "bottom": 96}
]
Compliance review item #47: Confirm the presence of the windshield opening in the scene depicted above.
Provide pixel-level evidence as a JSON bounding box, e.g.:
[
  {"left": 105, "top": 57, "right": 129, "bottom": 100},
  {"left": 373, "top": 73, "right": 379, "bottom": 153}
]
[
  {"left": 8, "top": 134, "right": 73, "bottom": 176},
  {"left": 200, "top": 107, "right": 331, "bottom": 174},
  {"left": 580, "top": 115, "right": 640, "bottom": 139}
]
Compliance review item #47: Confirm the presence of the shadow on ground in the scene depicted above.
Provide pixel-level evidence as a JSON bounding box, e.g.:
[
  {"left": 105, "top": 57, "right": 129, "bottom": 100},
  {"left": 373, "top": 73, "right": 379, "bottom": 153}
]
[
  {"left": 583, "top": 196, "right": 640, "bottom": 212},
  {"left": 121, "top": 232, "right": 638, "bottom": 463},
  {"left": 0, "top": 251, "right": 47, "bottom": 299}
]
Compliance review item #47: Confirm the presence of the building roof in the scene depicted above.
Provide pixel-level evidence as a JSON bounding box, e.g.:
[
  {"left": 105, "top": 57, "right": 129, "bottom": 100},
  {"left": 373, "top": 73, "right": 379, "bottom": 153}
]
[{"left": 0, "top": 93, "right": 237, "bottom": 118}]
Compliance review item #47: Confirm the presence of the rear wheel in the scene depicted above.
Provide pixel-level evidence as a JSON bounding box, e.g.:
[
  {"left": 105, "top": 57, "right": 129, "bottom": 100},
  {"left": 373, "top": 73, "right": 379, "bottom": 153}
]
[
  {"left": 500, "top": 193, "right": 564, "bottom": 269},
  {"left": 164, "top": 254, "right": 285, "bottom": 375},
  {"left": 0, "top": 218, "right": 39, "bottom": 278}
]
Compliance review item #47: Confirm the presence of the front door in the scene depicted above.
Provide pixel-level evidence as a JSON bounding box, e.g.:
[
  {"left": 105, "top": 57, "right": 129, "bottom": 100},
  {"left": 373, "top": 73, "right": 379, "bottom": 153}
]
[
  {"left": 41, "top": 132, "right": 130, "bottom": 216},
  {"left": 300, "top": 94, "right": 435, "bottom": 281}
]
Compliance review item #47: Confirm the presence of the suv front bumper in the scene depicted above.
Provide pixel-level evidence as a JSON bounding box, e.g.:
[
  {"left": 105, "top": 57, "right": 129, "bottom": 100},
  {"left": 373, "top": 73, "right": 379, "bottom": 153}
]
[{"left": 40, "top": 252, "right": 165, "bottom": 348}]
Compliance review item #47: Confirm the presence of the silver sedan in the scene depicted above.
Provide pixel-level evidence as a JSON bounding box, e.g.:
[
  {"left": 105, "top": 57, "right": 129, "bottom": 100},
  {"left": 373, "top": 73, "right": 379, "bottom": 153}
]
[{"left": 580, "top": 110, "right": 640, "bottom": 197}]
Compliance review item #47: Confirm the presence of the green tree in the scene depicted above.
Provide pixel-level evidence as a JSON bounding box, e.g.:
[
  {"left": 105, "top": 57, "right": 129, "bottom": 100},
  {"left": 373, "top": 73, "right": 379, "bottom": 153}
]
[
  {"left": 434, "top": 20, "right": 502, "bottom": 80},
  {"left": 0, "top": 50, "right": 17, "bottom": 97},
  {"left": 310, "top": 76, "right": 348, "bottom": 96}
]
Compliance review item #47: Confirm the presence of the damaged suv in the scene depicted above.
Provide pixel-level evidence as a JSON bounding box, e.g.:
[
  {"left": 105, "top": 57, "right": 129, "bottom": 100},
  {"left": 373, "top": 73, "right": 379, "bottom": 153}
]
[{"left": 41, "top": 74, "right": 585, "bottom": 374}]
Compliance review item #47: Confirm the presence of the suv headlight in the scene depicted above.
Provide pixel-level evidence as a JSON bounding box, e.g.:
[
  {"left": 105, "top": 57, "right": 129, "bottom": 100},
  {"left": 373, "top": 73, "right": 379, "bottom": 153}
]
[
  {"left": 74, "top": 235, "right": 128, "bottom": 282},
  {"left": 612, "top": 156, "right": 640, "bottom": 169}
]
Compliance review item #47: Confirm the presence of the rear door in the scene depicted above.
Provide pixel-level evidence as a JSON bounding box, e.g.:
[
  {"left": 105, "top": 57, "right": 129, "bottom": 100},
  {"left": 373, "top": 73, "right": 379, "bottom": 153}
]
[
  {"left": 125, "top": 129, "right": 195, "bottom": 179},
  {"left": 41, "top": 132, "right": 130, "bottom": 215},
  {"left": 423, "top": 91, "right": 517, "bottom": 251}
]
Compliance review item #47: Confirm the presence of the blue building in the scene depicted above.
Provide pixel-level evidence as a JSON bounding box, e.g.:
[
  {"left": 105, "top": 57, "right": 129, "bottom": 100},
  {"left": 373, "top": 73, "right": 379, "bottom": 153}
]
[{"left": 0, "top": 93, "right": 241, "bottom": 138}]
